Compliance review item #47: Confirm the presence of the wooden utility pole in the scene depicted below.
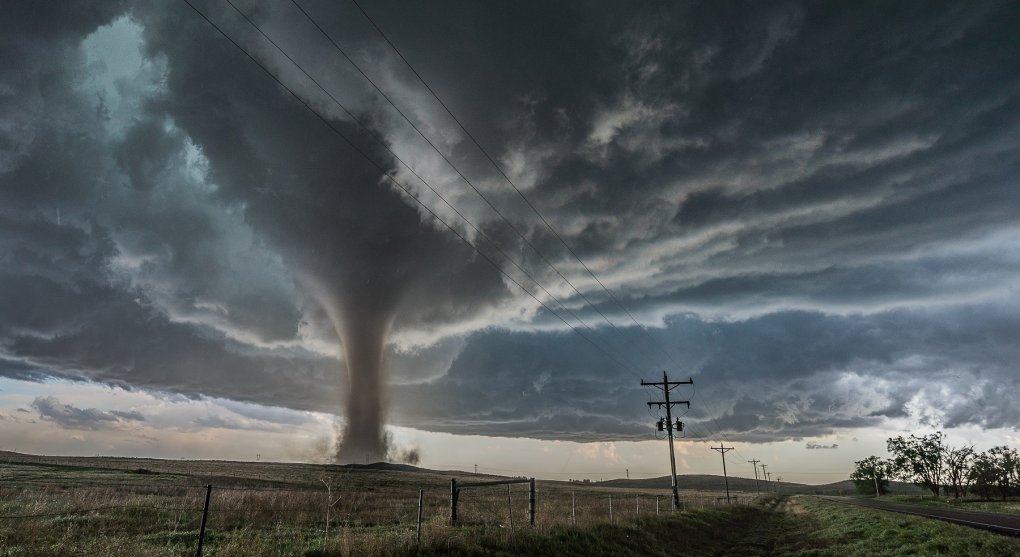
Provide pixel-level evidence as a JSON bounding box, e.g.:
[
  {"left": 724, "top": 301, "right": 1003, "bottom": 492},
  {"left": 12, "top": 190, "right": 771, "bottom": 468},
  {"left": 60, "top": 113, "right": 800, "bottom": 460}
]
[
  {"left": 748, "top": 459, "right": 761, "bottom": 495},
  {"left": 641, "top": 372, "right": 692, "bottom": 512},
  {"left": 711, "top": 444, "right": 734, "bottom": 503},
  {"left": 760, "top": 464, "right": 769, "bottom": 493}
]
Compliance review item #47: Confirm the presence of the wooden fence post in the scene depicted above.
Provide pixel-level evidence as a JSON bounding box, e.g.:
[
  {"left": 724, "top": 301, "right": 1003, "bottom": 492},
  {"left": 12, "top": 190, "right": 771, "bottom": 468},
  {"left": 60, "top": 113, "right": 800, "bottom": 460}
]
[
  {"left": 609, "top": 494, "right": 613, "bottom": 522},
  {"left": 507, "top": 484, "right": 514, "bottom": 531},
  {"left": 450, "top": 478, "right": 458, "bottom": 525}
]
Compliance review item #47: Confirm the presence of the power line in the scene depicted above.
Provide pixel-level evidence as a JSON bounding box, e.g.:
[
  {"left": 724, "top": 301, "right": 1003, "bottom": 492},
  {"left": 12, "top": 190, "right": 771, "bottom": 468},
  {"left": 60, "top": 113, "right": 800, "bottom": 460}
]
[
  {"left": 339, "top": 0, "right": 765, "bottom": 449},
  {"left": 220, "top": 0, "right": 645, "bottom": 378},
  {"left": 345, "top": 0, "right": 684, "bottom": 371},
  {"left": 293, "top": 0, "right": 663, "bottom": 373},
  {"left": 177, "top": 0, "right": 642, "bottom": 376},
  {"left": 198, "top": 0, "right": 744, "bottom": 449}
]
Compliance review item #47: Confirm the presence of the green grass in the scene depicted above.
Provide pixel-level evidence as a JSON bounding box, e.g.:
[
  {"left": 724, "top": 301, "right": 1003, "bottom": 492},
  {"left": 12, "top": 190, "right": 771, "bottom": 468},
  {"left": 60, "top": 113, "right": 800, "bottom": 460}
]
[
  {"left": 878, "top": 494, "right": 1020, "bottom": 516},
  {"left": 790, "top": 496, "right": 1020, "bottom": 556}
]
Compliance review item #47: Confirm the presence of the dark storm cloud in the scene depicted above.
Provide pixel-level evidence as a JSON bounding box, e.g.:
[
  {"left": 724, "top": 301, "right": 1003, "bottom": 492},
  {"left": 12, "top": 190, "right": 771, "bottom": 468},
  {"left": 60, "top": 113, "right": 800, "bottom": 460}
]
[
  {"left": 2, "top": 0, "right": 1019, "bottom": 445},
  {"left": 805, "top": 442, "right": 838, "bottom": 450},
  {"left": 32, "top": 396, "right": 144, "bottom": 430},
  {"left": 391, "top": 301, "right": 1020, "bottom": 441}
]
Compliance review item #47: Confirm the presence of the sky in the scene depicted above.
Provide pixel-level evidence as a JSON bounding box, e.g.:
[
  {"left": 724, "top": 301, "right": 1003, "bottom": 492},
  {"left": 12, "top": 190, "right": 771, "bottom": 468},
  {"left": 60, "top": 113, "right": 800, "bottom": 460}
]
[{"left": 1, "top": 0, "right": 1019, "bottom": 484}]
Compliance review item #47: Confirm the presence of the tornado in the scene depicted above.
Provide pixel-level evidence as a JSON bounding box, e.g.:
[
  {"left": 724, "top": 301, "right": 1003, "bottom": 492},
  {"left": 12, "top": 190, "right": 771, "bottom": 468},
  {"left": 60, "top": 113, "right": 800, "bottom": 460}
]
[
  {"left": 313, "top": 281, "right": 402, "bottom": 463},
  {"left": 145, "top": 6, "right": 505, "bottom": 465},
  {"left": 335, "top": 313, "right": 389, "bottom": 462}
]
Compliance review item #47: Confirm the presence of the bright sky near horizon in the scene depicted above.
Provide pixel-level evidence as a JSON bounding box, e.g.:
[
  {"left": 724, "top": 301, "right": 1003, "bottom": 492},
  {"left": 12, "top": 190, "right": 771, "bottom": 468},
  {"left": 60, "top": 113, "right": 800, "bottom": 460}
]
[{"left": 1, "top": 1, "right": 1019, "bottom": 484}]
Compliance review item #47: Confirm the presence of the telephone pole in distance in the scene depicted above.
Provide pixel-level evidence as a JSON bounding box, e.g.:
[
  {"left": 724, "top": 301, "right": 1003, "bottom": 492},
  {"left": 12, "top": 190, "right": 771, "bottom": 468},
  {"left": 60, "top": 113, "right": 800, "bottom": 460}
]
[
  {"left": 641, "top": 372, "right": 692, "bottom": 512},
  {"left": 711, "top": 443, "right": 734, "bottom": 503},
  {"left": 748, "top": 459, "right": 761, "bottom": 495}
]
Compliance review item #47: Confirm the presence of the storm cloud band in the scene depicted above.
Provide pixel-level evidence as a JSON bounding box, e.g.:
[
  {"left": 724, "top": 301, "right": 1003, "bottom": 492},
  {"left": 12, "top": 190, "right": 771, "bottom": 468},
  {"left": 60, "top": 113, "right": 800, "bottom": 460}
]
[{"left": 1, "top": 0, "right": 1018, "bottom": 444}]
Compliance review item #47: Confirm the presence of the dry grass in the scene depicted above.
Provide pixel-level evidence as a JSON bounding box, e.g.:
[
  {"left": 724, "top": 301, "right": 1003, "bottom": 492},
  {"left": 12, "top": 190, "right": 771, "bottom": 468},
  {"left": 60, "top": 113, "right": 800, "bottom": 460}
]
[
  {"left": 0, "top": 453, "right": 752, "bottom": 556},
  {"left": 7, "top": 457, "right": 1017, "bottom": 557}
]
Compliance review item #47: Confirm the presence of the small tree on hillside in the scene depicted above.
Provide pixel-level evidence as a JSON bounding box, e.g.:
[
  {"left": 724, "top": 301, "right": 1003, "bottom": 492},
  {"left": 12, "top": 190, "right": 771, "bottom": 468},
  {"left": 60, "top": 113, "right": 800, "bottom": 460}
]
[
  {"left": 850, "top": 455, "right": 892, "bottom": 495},
  {"left": 887, "top": 432, "right": 945, "bottom": 497},
  {"left": 943, "top": 444, "right": 974, "bottom": 498}
]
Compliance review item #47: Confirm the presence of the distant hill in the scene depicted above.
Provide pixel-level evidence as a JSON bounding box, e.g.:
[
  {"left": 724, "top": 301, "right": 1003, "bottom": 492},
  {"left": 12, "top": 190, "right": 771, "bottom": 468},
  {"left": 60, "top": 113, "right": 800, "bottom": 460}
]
[
  {"left": 340, "top": 462, "right": 431, "bottom": 473},
  {"left": 1, "top": 451, "right": 924, "bottom": 494},
  {"left": 593, "top": 474, "right": 767, "bottom": 492},
  {"left": 589, "top": 474, "right": 922, "bottom": 495}
]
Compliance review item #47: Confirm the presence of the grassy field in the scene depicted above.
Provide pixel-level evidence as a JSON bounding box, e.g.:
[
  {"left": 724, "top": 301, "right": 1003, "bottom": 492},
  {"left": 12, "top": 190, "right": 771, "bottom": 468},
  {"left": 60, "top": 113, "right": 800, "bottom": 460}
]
[
  {"left": 2, "top": 453, "right": 1019, "bottom": 556},
  {"left": 0, "top": 452, "right": 736, "bottom": 556}
]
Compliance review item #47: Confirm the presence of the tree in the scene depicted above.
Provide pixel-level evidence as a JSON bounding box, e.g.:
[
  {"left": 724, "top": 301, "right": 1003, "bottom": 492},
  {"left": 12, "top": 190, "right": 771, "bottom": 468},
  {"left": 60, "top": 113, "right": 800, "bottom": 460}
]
[
  {"left": 850, "top": 455, "right": 892, "bottom": 495},
  {"left": 969, "top": 451, "right": 999, "bottom": 501},
  {"left": 943, "top": 444, "right": 974, "bottom": 498},
  {"left": 887, "top": 432, "right": 945, "bottom": 497},
  {"left": 987, "top": 445, "right": 1019, "bottom": 500}
]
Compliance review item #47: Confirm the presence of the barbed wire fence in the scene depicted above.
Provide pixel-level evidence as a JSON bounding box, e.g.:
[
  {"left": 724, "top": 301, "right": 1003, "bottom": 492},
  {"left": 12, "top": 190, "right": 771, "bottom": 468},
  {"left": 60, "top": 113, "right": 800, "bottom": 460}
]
[{"left": 0, "top": 476, "right": 760, "bottom": 554}]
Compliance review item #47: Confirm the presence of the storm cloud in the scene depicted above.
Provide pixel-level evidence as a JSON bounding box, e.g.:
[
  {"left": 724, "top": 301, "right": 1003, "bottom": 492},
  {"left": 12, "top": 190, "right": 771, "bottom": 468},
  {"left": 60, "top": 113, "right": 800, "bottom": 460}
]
[
  {"left": 32, "top": 396, "right": 145, "bottom": 431},
  {"left": 1, "top": 0, "right": 1018, "bottom": 445}
]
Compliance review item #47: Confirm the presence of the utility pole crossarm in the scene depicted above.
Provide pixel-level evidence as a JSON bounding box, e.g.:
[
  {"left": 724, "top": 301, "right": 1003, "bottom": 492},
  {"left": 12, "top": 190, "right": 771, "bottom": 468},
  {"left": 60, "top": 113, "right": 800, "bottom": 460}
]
[
  {"left": 647, "top": 400, "right": 690, "bottom": 408},
  {"left": 641, "top": 377, "right": 693, "bottom": 392}
]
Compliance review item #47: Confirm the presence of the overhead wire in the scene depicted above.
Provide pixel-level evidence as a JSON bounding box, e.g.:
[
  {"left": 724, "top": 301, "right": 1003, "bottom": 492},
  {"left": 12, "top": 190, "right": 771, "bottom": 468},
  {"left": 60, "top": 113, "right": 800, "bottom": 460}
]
[
  {"left": 220, "top": 0, "right": 646, "bottom": 378},
  {"left": 177, "top": 0, "right": 643, "bottom": 378},
  {"left": 197, "top": 0, "right": 752, "bottom": 458},
  {"left": 327, "top": 0, "right": 727, "bottom": 443},
  {"left": 220, "top": 0, "right": 661, "bottom": 430},
  {"left": 344, "top": 0, "right": 685, "bottom": 372},
  {"left": 290, "top": 0, "right": 663, "bottom": 374}
]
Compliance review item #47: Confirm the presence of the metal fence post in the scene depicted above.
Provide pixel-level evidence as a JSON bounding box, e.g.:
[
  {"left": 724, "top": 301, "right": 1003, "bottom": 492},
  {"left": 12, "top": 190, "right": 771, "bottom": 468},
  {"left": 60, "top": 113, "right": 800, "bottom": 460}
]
[
  {"left": 417, "top": 489, "right": 424, "bottom": 545},
  {"left": 196, "top": 484, "right": 211, "bottom": 557},
  {"left": 528, "top": 477, "right": 535, "bottom": 526},
  {"left": 507, "top": 484, "right": 515, "bottom": 532},
  {"left": 571, "top": 492, "right": 576, "bottom": 525}
]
